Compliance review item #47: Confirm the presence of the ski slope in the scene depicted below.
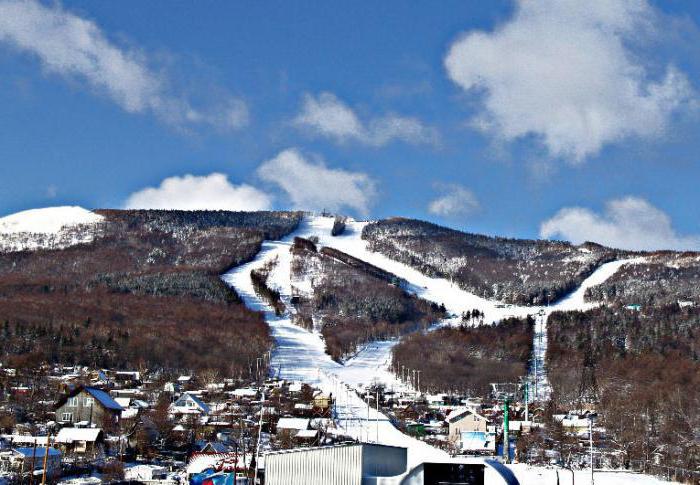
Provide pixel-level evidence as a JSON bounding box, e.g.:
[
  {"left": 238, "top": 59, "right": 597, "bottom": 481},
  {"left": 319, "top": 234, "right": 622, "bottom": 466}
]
[
  {"left": 221, "top": 217, "right": 447, "bottom": 466},
  {"left": 221, "top": 214, "right": 639, "bottom": 465},
  {"left": 528, "top": 257, "right": 645, "bottom": 400},
  {"left": 295, "top": 216, "right": 639, "bottom": 401}
]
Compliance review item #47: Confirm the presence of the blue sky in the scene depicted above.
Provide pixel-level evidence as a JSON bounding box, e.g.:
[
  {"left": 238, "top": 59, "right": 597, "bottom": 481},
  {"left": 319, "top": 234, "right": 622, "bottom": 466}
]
[{"left": 0, "top": 0, "right": 699, "bottom": 250}]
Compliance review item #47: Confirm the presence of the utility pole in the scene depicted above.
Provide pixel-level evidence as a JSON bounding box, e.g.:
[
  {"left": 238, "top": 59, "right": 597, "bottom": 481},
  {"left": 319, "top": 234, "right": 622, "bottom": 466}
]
[
  {"left": 40, "top": 434, "right": 51, "bottom": 485},
  {"left": 524, "top": 381, "right": 529, "bottom": 422},
  {"left": 375, "top": 389, "right": 379, "bottom": 443},
  {"left": 253, "top": 390, "right": 265, "bottom": 484},
  {"left": 589, "top": 418, "right": 595, "bottom": 485},
  {"left": 29, "top": 439, "right": 37, "bottom": 485},
  {"left": 365, "top": 392, "right": 370, "bottom": 442}
]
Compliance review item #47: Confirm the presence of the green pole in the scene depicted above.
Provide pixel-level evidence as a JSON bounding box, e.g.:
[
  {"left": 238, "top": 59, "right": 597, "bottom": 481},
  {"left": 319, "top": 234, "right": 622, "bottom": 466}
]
[{"left": 503, "top": 397, "right": 510, "bottom": 463}]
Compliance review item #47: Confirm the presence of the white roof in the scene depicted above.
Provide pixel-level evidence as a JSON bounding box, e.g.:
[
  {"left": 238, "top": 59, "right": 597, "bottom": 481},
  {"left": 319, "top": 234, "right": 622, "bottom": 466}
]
[
  {"left": 295, "top": 429, "right": 318, "bottom": 439},
  {"left": 1, "top": 434, "right": 49, "bottom": 445},
  {"left": 55, "top": 428, "right": 102, "bottom": 443},
  {"left": 276, "top": 418, "right": 310, "bottom": 431},
  {"left": 114, "top": 398, "right": 131, "bottom": 407},
  {"left": 231, "top": 388, "right": 257, "bottom": 397}
]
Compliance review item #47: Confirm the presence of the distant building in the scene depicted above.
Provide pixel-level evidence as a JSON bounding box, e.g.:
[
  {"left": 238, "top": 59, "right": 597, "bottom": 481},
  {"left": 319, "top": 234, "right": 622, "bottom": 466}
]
[
  {"left": 54, "top": 386, "right": 123, "bottom": 428},
  {"left": 447, "top": 408, "right": 490, "bottom": 440},
  {"left": 0, "top": 447, "right": 62, "bottom": 479},
  {"left": 458, "top": 430, "right": 497, "bottom": 455},
  {"left": 170, "top": 392, "right": 210, "bottom": 417},
  {"left": 264, "top": 443, "right": 407, "bottom": 485},
  {"left": 55, "top": 428, "right": 104, "bottom": 458},
  {"left": 263, "top": 443, "right": 518, "bottom": 484}
]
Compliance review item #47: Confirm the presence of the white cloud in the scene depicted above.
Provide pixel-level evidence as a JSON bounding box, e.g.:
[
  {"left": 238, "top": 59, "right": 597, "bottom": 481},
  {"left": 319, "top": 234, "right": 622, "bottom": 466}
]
[
  {"left": 540, "top": 196, "right": 700, "bottom": 251},
  {"left": 257, "top": 148, "right": 376, "bottom": 216},
  {"left": 445, "top": 0, "right": 692, "bottom": 161},
  {"left": 124, "top": 173, "right": 272, "bottom": 211},
  {"left": 294, "top": 92, "right": 439, "bottom": 147},
  {"left": 428, "top": 184, "right": 479, "bottom": 217},
  {"left": 0, "top": 0, "right": 248, "bottom": 131}
]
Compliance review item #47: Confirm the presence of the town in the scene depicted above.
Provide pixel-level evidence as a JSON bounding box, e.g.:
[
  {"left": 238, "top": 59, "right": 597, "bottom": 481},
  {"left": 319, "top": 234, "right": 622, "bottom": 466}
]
[{"left": 0, "top": 359, "right": 652, "bottom": 485}]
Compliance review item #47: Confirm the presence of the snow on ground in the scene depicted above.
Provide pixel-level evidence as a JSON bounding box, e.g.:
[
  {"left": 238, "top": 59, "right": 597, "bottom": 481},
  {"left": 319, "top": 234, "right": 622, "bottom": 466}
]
[
  {"left": 221, "top": 218, "right": 446, "bottom": 466},
  {"left": 528, "top": 257, "right": 646, "bottom": 401},
  {"left": 507, "top": 464, "right": 673, "bottom": 485},
  {"left": 300, "top": 216, "right": 640, "bottom": 400},
  {"left": 0, "top": 206, "right": 103, "bottom": 234},
  {"left": 551, "top": 258, "right": 646, "bottom": 312},
  {"left": 221, "top": 214, "right": 644, "bottom": 470},
  {"left": 0, "top": 206, "right": 104, "bottom": 252}
]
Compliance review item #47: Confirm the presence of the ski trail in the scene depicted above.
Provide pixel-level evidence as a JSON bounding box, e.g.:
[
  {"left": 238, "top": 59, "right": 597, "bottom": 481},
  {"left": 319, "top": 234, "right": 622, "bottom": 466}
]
[
  {"left": 528, "top": 257, "right": 646, "bottom": 401},
  {"left": 299, "top": 216, "right": 642, "bottom": 401},
  {"left": 221, "top": 217, "right": 447, "bottom": 466},
  {"left": 223, "top": 214, "right": 641, "bottom": 450}
]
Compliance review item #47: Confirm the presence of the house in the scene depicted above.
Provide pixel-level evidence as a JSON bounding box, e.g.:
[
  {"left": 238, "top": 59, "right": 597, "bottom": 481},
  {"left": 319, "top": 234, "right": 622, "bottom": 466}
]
[
  {"left": 446, "top": 408, "right": 490, "bottom": 441},
  {"left": 458, "top": 430, "right": 497, "bottom": 455},
  {"left": 170, "top": 393, "right": 210, "bottom": 417},
  {"left": 54, "top": 386, "right": 123, "bottom": 428},
  {"left": 0, "top": 447, "right": 62, "bottom": 479},
  {"left": 312, "top": 392, "right": 330, "bottom": 410},
  {"left": 55, "top": 428, "right": 104, "bottom": 458},
  {"left": 276, "top": 418, "right": 310, "bottom": 436}
]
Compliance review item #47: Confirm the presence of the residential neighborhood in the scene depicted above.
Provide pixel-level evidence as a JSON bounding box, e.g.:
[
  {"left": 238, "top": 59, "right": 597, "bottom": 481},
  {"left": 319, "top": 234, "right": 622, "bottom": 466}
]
[{"left": 0, "top": 359, "right": 646, "bottom": 484}]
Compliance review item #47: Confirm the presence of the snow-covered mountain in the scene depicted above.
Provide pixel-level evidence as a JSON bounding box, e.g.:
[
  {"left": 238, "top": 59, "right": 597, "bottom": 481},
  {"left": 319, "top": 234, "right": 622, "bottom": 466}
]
[{"left": 0, "top": 206, "right": 105, "bottom": 252}]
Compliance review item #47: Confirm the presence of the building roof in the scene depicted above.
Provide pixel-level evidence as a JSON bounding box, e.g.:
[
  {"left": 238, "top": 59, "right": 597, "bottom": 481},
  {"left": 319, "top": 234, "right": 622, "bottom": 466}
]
[
  {"left": 295, "top": 429, "right": 318, "bottom": 439},
  {"left": 84, "top": 387, "right": 123, "bottom": 411},
  {"left": 173, "top": 392, "right": 210, "bottom": 414},
  {"left": 447, "top": 407, "right": 488, "bottom": 424},
  {"left": 14, "top": 447, "right": 62, "bottom": 458},
  {"left": 276, "top": 418, "right": 310, "bottom": 431},
  {"left": 55, "top": 386, "right": 123, "bottom": 411},
  {"left": 55, "top": 428, "right": 102, "bottom": 443}
]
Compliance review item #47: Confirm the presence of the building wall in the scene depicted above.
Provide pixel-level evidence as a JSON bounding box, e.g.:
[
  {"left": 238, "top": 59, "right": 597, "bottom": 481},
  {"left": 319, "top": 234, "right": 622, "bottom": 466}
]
[
  {"left": 19, "top": 454, "right": 61, "bottom": 479},
  {"left": 56, "top": 391, "right": 114, "bottom": 427},
  {"left": 362, "top": 444, "right": 407, "bottom": 478},
  {"left": 449, "top": 415, "right": 488, "bottom": 439},
  {"left": 265, "top": 445, "right": 363, "bottom": 485}
]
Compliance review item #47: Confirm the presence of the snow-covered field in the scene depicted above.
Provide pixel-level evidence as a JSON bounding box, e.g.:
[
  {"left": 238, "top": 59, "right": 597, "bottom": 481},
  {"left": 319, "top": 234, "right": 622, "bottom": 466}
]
[
  {"left": 508, "top": 465, "right": 673, "bottom": 485},
  {"left": 221, "top": 214, "right": 642, "bottom": 471},
  {"left": 221, "top": 218, "right": 447, "bottom": 466},
  {"left": 0, "top": 206, "right": 104, "bottom": 252}
]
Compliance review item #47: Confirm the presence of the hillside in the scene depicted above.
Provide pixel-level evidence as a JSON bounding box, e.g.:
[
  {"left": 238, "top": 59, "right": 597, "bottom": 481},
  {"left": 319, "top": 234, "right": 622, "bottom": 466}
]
[
  {"left": 289, "top": 237, "right": 444, "bottom": 360},
  {"left": 362, "top": 218, "right": 620, "bottom": 305},
  {"left": 547, "top": 305, "right": 700, "bottom": 472},
  {"left": 0, "top": 209, "right": 302, "bottom": 374},
  {"left": 392, "top": 317, "right": 534, "bottom": 396},
  {"left": 585, "top": 252, "right": 700, "bottom": 306}
]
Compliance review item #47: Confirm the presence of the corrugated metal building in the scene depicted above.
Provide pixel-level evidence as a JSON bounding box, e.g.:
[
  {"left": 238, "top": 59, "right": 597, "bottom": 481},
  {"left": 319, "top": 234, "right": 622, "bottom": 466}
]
[
  {"left": 264, "top": 443, "right": 407, "bottom": 485},
  {"left": 264, "top": 443, "right": 520, "bottom": 485}
]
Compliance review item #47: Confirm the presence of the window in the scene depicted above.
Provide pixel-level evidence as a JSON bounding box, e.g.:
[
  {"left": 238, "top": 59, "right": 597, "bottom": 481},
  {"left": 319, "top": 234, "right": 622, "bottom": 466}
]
[
  {"left": 61, "top": 412, "right": 73, "bottom": 422},
  {"left": 68, "top": 397, "right": 79, "bottom": 406},
  {"left": 84, "top": 397, "right": 94, "bottom": 406}
]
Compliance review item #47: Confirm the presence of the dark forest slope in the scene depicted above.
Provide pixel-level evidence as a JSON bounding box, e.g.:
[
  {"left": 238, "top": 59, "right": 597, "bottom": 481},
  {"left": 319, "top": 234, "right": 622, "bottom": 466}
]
[
  {"left": 362, "top": 218, "right": 620, "bottom": 305},
  {"left": 0, "top": 210, "right": 302, "bottom": 374}
]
